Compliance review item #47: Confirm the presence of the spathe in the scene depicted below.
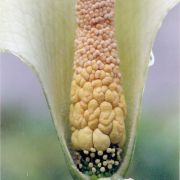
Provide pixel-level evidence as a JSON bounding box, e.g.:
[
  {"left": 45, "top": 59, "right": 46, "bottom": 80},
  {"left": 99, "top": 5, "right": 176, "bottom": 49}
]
[{"left": 0, "top": 0, "right": 179, "bottom": 179}]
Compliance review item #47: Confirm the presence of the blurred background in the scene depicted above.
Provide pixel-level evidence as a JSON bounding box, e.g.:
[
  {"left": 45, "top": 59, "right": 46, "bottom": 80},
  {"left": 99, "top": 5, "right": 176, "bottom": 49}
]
[{"left": 0, "top": 4, "right": 179, "bottom": 180}]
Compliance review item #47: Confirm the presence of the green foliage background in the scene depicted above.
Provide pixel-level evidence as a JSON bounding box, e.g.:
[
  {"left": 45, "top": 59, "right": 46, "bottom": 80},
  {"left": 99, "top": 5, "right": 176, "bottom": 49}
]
[{"left": 1, "top": 105, "right": 178, "bottom": 180}]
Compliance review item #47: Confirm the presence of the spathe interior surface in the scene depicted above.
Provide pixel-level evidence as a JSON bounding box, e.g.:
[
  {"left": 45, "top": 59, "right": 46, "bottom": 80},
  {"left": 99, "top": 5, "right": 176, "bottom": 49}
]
[{"left": 0, "top": 0, "right": 179, "bottom": 179}]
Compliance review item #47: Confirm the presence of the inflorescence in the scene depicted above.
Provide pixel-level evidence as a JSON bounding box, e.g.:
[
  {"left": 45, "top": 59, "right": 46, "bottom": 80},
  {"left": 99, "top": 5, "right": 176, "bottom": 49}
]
[{"left": 70, "top": 0, "right": 127, "bottom": 177}]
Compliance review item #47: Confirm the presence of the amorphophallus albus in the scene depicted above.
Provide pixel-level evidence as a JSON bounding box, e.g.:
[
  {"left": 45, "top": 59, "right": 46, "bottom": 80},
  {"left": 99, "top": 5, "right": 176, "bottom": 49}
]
[{"left": 0, "top": 0, "right": 179, "bottom": 179}]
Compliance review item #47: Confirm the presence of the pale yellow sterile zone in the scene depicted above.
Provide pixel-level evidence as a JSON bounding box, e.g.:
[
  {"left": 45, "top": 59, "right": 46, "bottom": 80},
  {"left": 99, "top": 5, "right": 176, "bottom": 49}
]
[{"left": 70, "top": 0, "right": 126, "bottom": 151}]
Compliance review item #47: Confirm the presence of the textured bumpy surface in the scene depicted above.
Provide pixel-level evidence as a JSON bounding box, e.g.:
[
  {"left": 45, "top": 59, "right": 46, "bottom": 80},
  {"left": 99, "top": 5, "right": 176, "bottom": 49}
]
[
  {"left": 70, "top": 0, "right": 127, "bottom": 152},
  {"left": 74, "top": 144, "right": 123, "bottom": 177}
]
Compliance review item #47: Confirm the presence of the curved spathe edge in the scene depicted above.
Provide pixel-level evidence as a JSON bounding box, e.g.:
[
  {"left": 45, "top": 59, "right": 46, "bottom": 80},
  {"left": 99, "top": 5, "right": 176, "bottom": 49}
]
[
  {"left": 114, "top": 1, "right": 180, "bottom": 179},
  {"left": 0, "top": 48, "right": 88, "bottom": 180}
]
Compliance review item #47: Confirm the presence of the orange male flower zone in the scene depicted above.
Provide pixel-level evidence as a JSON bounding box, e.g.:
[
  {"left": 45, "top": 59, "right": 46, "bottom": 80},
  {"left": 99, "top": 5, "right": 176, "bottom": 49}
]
[{"left": 69, "top": 0, "right": 126, "bottom": 177}]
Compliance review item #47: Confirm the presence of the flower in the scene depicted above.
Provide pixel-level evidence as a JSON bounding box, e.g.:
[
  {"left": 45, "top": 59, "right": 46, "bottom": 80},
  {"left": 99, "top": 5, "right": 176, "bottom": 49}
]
[
  {"left": 70, "top": 1, "right": 126, "bottom": 177},
  {"left": 0, "top": 0, "right": 178, "bottom": 179}
]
